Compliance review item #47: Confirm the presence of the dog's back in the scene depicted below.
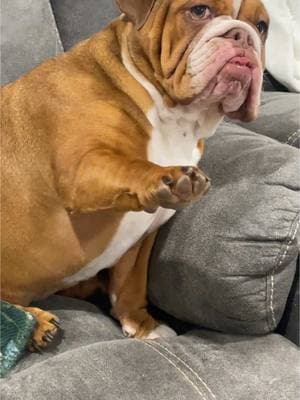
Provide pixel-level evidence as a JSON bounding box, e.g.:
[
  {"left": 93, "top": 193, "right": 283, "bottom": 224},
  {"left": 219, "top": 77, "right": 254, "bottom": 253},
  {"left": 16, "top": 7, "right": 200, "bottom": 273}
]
[
  {"left": 1, "top": 19, "right": 153, "bottom": 305},
  {"left": 1, "top": 40, "right": 97, "bottom": 305}
]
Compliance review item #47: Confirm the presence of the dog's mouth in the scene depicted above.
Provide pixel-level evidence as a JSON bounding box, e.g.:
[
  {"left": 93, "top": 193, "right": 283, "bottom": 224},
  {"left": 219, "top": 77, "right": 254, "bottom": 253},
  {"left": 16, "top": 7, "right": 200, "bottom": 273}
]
[
  {"left": 218, "top": 56, "right": 254, "bottom": 110},
  {"left": 197, "top": 51, "right": 262, "bottom": 121},
  {"left": 223, "top": 56, "right": 262, "bottom": 122},
  {"left": 187, "top": 32, "right": 263, "bottom": 122}
]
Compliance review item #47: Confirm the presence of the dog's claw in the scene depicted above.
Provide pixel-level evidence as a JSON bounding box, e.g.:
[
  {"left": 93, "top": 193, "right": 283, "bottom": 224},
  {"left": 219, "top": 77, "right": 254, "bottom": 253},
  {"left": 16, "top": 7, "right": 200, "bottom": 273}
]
[
  {"left": 122, "top": 330, "right": 130, "bottom": 338},
  {"left": 31, "top": 340, "right": 43, "bottom": 354},
  {"left": 50, "top": 318, "right": 61, "bottom": 328},
  {"left": 122, "top": 327, "right": 134, "bottom": 338},
  {"left": 43, "top": 332, "right": 55, "bottom": 343}
]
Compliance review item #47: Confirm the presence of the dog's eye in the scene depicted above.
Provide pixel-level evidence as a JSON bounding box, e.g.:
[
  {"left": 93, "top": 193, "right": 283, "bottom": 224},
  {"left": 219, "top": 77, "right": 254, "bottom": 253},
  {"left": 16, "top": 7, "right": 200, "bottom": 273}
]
[
  {"left": 190, "top": 5, "right": 211, "bottom": 19},
  {"left": 256, "top": 20, "right": 268, "bottom": 35}
]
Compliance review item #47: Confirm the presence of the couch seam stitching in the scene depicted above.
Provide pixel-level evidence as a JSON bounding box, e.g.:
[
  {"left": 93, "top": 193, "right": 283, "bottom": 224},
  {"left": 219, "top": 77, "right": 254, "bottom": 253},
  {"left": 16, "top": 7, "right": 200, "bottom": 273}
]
[
  {"left": 286, "top": 129, "right": 300, "bottom": 145},
  {"left": 290, "top": 133, "right": 300, "bottom": 146},
  {"left": 142, "top": 341, "right": 207, "bottom": 399},
  {"left": 269, "top": 212, "right": 300, "bottom": 329},
  {"left": 154, "top": 342, "right": 216, "bottom": 400}
]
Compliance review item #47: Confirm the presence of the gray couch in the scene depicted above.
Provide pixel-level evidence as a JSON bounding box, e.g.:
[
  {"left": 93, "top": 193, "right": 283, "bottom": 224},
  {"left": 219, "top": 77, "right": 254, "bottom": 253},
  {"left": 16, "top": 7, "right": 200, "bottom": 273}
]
[{"left": 1, "top": 1, "right": 300, "bottom": 399}]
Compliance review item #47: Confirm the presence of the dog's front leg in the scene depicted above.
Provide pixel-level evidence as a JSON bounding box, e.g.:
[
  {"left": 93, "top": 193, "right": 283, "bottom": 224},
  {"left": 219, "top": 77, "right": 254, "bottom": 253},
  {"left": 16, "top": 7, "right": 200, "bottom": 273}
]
[{"left": 59, "top": 149, "right": 210, "bottom": 214}]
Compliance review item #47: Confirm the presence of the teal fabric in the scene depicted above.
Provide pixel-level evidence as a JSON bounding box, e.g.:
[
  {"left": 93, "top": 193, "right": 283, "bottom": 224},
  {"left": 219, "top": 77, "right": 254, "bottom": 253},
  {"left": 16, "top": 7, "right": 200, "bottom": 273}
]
[{"left": 0, "top": 301, "right": 37, "bottom": 378}]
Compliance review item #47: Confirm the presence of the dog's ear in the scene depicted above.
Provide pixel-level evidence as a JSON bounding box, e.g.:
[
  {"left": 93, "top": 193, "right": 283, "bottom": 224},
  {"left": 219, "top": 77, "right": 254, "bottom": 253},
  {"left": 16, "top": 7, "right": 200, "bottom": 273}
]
[{"left": 116, "top": 0, "right": 156, "bottom": 30}]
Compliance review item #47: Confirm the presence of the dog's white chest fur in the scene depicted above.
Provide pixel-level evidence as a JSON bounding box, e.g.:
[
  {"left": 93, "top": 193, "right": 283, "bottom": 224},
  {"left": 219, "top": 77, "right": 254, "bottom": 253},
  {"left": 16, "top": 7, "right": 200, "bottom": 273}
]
[
  {"left": 147, "top": 103, "right": 204, "bottom": 166},
  {"left": 63, "top": 54, "right": 222, "bottom": 287}
]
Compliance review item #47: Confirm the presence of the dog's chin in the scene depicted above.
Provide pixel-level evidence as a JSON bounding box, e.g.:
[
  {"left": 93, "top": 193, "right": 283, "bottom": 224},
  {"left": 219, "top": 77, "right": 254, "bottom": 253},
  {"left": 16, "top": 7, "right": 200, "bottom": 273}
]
[{"left": 199, "top": 56, "right": 262, "bottom": 122}]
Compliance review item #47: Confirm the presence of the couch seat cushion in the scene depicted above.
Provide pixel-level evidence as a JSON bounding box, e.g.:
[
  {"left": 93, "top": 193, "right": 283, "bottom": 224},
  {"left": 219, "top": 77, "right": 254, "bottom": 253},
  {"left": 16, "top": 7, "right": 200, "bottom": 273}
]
[{"left": 1, "top": 296, "right": 299, "bottom": 400}]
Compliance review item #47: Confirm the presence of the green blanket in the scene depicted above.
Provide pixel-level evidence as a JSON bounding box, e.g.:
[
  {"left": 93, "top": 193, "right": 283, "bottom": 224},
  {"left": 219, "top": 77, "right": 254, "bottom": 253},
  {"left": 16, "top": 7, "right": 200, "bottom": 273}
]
[{"left": 0, "top": 301, "right": 37, "bottom": 378}]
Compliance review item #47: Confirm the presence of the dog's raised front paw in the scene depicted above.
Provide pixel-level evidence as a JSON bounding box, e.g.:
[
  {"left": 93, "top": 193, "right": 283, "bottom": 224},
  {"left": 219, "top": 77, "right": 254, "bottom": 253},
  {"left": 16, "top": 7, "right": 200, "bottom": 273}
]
[{"left": 143, "top": 166, "right": 211, "bottom": 211}]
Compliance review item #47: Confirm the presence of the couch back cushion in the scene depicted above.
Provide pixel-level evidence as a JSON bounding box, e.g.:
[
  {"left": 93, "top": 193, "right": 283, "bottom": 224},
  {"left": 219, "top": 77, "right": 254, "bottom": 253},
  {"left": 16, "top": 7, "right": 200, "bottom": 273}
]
[
  {"left": 1, "top": 0, "right": 63, "bottom": 85},
  {"left": 50, "top": 0, "right": 119, "bottom": 50}
]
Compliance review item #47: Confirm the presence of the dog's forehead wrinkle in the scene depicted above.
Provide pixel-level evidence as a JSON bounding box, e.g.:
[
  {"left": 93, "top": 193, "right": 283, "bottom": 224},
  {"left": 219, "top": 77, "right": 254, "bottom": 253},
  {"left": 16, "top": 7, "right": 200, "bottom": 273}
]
[{"left": 122, "top": 42, "right": 208, "bottom": 124}]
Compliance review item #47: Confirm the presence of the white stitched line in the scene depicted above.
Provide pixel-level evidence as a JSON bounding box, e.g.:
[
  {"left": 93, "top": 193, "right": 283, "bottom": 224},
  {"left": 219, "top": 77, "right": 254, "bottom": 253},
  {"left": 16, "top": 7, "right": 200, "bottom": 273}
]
[
  {"left": 290, "top": 133, "right": 300, "bottom": 146},
  {"left": 286, "top": 130, "right": 298, "bottom": 144},
  {"left": 155, "top": 342, "right": 217, "bottom": 400},
  {"left": 270, "top": 214, "right": 300, "bottom": 327},
  {"left": 286, "top": 130, "right": 300, "bottom": 145},
  {"left": 142, "top": 341, "right": 207, "bottom": 399}
]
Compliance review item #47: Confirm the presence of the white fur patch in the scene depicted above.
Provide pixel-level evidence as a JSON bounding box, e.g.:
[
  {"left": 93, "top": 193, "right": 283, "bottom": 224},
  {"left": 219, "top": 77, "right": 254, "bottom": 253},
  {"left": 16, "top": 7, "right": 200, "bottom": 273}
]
[
  {"left": 110, "top": 293, "right": 117, "bottom": 306},
  {"left": 187, "top": 17, "right": 261, "bottom": 97},
  {"left": 192, "top": 147, "right": 202, "bottom": 165},
  {"left": 122, "top": 47, "right": 222, "bottom": 167},
  {"left": 63, "top": 208, "right": 174, "bottom": 286},
  {"left": 232, "top": 0, "right": 243, "bottom": 18},
  {"left": 145, "top": 324, "right": 177, "bottom": 340},
  {"left": 122, "top": 323, "right": 177, "bottom": 339},
  {"left": 189, "top": 18, "right": 261, "bottom": 69},
  {"left": 122, "top": 324, "right": 137, "bottom": 338}
]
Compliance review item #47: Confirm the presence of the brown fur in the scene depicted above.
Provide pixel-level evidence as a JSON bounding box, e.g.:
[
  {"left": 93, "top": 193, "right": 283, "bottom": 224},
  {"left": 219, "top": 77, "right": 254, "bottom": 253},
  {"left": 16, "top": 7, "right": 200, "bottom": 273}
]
[{"left": 1, "top": 0, "right": 268, "bottom": 348}]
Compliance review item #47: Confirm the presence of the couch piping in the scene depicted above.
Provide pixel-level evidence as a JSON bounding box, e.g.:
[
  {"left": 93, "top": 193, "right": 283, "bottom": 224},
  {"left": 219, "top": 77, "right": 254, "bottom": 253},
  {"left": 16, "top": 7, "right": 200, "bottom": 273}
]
[
  {"left": 269, "top": 212, "right": 300, "bottom": 330},
  {"left": 142, "top": 341, "right": 207, "bottom": 399},
  {"left": 154, "top": 341, "right": 217, "bottom": 400}
]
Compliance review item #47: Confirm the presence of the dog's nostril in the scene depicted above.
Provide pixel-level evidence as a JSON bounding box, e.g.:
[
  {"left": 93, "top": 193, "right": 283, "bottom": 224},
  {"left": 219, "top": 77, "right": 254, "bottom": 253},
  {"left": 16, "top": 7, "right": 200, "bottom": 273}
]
[
  {"left": 224, "top": 28, "right": 253, "bottom": 49},
  {"left": 234, "top": 32, "right": 241, "bottom": 41}
]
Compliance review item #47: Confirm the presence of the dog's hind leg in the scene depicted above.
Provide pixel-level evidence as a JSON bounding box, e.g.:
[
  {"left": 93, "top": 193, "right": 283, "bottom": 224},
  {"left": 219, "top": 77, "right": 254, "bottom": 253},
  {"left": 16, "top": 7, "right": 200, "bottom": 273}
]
[{"left": 109, "top": 232, "right": 177, "bottom": 339}]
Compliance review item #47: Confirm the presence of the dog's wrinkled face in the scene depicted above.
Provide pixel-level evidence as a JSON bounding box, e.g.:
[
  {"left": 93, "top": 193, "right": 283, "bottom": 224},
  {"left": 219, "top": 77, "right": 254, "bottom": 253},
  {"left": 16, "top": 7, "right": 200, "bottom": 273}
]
[{"left": 117, "top": 0, "right": 269, "bottom": 121}]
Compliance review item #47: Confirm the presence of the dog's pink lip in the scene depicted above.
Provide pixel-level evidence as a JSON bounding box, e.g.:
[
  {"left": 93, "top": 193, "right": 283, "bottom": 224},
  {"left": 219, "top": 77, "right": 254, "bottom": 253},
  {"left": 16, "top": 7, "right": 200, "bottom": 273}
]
[
  {"left": 219, "top": 61, "right": 252, "bottom": 83},
  {"left": 228, "top": 56, "right": 254, "bottom": 69},
  {"left": 196, "top": 48, "right": 258, "bottom": 95}
]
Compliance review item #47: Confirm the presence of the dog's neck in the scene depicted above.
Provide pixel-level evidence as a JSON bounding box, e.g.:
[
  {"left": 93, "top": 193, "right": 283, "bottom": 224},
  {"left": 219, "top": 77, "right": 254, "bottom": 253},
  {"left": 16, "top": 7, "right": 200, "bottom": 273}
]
[
  {"left": 123, "top": 23, "right": 174, "bottom": 108},
  {"left": 121, "top": 27, "right": 223, "bottom": 167},
  {"left": 121, "top": 24, "right": 224, "bottom": 143}
]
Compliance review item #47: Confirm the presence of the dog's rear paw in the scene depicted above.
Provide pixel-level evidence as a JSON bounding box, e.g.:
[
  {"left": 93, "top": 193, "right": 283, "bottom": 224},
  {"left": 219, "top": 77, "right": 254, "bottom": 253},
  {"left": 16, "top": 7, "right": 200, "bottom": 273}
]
[
  {"left": 145, "top": 324, "right": 177, "bottom": 340},
  {"left": 120, "top": 310, "right": 177, "bottom": 340},
  {"left": 20, "top": 307, "right": 60, "bottom": 352}
]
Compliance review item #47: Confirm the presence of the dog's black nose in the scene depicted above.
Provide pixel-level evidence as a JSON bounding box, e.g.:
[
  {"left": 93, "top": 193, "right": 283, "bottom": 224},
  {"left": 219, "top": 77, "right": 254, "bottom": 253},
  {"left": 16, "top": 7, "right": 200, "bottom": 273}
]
[{"left": 224, "top": 28, "right": 254, "bottom": 48}]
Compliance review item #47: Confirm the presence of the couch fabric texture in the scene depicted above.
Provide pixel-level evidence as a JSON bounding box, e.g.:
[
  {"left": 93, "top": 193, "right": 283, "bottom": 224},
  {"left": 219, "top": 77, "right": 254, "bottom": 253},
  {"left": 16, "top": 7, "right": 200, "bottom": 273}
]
[
  {"left": 1, "top": 297, "right": 299, "bottom": 400},
  {"left": 1, "top": 1, "right": 299, "bottom": 399},
  {"left": 50, "top": 0, "right": 119, "bottom": 50},
  {"left": 1, "top": 0, "right": 63, "bottom": 85}
]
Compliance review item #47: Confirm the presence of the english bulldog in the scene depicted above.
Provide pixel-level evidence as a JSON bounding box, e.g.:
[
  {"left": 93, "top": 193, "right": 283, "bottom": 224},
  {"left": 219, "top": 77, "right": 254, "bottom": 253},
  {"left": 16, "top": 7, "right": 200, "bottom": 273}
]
[{"left": 1, "top": 0, "right": 269, "bottom": 350}]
